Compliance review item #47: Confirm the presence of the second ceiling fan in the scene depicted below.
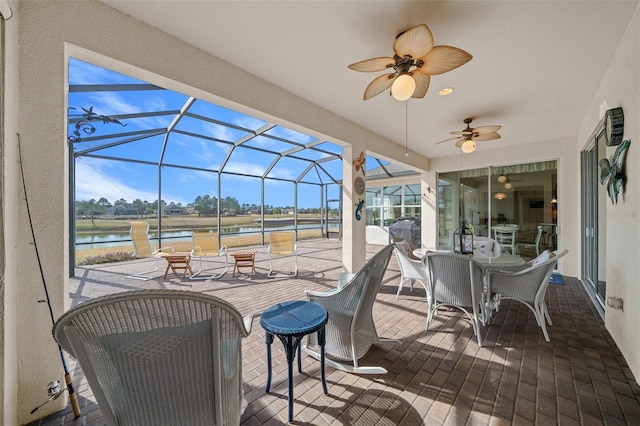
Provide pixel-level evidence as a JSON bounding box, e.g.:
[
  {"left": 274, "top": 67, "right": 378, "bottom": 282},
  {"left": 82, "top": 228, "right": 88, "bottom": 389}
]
[{"left": 436, "top": 118, "right": 502, "bottom": 153}]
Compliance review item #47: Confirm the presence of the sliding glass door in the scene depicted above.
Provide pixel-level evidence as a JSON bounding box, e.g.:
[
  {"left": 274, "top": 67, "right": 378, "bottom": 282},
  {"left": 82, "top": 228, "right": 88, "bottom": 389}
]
[
  {"left": 581, "top": 129, "right": 607, "bottom": 307},
  {"left": 438, "top": 160, "right": 557, "bottom": 260}
]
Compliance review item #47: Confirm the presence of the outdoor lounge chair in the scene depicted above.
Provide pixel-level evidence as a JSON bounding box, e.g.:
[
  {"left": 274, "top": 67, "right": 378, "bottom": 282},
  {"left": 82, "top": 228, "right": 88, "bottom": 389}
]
[
  {"left": 486, "top": 249, "right": 568, "bottom": 342},
  {"left": 190, "top": 232, "right": 228, "bottom": 280},
  {"left": 267, "top": 231, "right": 298, "bottom": 277},
  {"left": 303, "top": 243, "right": 400, "bottom": 374},
  {"left": 127, "top": 221, "right": 174, "bottom": 280},
  {"left": 53, "top": 289, "right": 253, "bottom": 426},
  {"left": 423, "top": 252, "right": 486, "bottom": 346}
]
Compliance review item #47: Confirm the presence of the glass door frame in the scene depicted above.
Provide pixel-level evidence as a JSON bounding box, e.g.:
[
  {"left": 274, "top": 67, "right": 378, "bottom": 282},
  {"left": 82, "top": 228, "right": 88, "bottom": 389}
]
[{"left": 581, "top": 123, "right": 607, "bottom": 310}]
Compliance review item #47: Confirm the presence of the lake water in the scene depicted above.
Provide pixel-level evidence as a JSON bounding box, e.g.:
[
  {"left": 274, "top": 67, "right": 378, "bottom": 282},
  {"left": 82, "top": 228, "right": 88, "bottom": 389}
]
[{"left": 75, "top": 223, "right": 330, "bottom": 249}]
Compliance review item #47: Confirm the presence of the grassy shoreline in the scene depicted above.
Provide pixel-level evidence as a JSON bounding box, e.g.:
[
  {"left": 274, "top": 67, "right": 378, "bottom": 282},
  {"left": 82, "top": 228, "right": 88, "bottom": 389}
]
[{"left": 75, "top": 227, "right": 324, "bottom": 264}]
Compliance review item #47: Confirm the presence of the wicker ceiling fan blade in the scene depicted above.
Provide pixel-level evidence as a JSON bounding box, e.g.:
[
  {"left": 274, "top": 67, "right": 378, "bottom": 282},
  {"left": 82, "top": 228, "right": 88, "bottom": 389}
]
[
  {"left": 473, "top": 132, "right": 501, "bottom": 141},
  {"left": 410, "top": 72, "right": 430, "bottom": 99},
  {"left": 473, "top": 125, "right": 502, "bottom": 134},
  {"left": 348, "top": 57, "right": 396, "bottom": 72},
  {"left": 393, "top": 24, "right": 433, "bottom": 59},
  {"left": 363, "top": 73, "right": 396, "bottom": 100},
  {"left": 435, "top": 136, "right": 460, "bottom": 145},
  {"left": 417, "top": 45, "right": 473, "bottom": 75}
]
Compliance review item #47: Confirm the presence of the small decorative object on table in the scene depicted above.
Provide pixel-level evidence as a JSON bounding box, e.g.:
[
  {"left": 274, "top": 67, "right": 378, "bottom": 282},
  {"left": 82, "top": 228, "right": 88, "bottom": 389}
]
[{"left": 453, "top": 221, "right": 474, "bottom": 254}]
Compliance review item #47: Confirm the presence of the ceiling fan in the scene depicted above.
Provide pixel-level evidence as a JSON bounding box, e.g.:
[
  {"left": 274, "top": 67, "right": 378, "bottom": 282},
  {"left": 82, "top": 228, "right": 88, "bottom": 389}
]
[
  {"left": 348, "top": 24, "right": 472, "bottom": 101},
  {"left": 436, "top": 118, "right": 502, "bottom": 153}
]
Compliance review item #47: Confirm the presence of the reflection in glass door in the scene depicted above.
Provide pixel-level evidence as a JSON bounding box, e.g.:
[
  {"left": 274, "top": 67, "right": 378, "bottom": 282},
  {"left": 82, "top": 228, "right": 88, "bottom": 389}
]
[{"left": 438, "top": 161, "right": 557, "bottom": 260}]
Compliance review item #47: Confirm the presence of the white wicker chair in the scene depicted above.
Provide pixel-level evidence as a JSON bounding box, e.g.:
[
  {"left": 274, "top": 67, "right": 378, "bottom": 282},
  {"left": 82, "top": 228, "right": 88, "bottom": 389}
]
[
  {"left": 423, "top": 252, "right": 486, "bottom": 346},
  {"left": 303, "top": 244, "right": 400, "bottom": 374},
  {"left": 485, "top": 250, "right": 568, "bottom": 342},
  {"left": 53, "top": 290, "right": 253, "bottom": 426},
  {"left": 393, "top": 240, "right": 429, "bottom": 300}
]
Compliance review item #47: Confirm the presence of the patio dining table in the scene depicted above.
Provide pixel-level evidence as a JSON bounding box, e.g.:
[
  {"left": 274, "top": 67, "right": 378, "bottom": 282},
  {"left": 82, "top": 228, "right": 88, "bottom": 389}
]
[{"left": 412, "top": 248, "right": 526, "bottom": 270}]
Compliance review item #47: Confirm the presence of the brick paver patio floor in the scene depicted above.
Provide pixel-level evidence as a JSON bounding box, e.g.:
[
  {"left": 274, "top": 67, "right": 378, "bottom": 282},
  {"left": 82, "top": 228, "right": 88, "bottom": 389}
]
[{"left": 29, "top": 239, "right": 640, "bottom": 425}]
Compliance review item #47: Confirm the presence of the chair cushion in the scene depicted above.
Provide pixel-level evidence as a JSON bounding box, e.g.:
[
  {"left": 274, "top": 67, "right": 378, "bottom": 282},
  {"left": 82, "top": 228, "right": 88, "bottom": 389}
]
[
  {"left": 472, "top": 240, "right": 494, "bottom": 257},
  {"left": 531, "top": 249, "right": 555, "bottom": 267}
]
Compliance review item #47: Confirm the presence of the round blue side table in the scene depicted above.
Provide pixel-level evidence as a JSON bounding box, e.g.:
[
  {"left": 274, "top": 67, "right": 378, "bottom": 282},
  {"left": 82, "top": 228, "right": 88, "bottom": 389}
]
[{"left": 260, "top": 300, "right": 329, "bottom": 423}]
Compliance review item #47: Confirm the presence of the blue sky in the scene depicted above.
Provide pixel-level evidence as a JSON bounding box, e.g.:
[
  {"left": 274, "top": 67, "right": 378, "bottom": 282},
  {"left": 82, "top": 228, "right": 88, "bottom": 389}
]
[{"left": 68, "top": 59, "right": 346, "bottom": 208}]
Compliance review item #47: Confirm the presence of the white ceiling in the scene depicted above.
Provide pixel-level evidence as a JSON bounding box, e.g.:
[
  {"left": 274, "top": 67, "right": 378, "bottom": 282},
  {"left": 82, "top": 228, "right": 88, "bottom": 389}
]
[{"left": 101, "top": 0, "right": 638, "bottom": 159}]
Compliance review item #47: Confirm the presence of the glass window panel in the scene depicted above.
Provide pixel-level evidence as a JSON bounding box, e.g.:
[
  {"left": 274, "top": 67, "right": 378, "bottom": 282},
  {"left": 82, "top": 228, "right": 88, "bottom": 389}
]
[
  {"left": 438, "top": 172, "right": 459, "bottom": 249},
  {"left": 383, "top": 185, "right": 402, "bottom": 207},
  {"left": 366, "top": 187, "right": 382, "bottom": 226},
  {"left": 404, "top": 184, "right": 421, "bottom": 205},
  {"left": 383, "top": 207, "right": 402, "bottom": 226}
]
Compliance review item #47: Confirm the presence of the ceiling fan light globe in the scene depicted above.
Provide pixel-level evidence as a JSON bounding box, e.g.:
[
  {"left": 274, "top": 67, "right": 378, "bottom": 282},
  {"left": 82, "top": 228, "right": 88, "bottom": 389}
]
[
  {"left": 391, "top": 74, "right": 415, "bottom": 101},
  {"left": 497, "top": 174, "right": 507, "bottom": 183},
  {"left": 461, "top": 139, "right": 476, "bottom": 153},
  {"left": 504, "top": 182, "right": 512, "bottom": 189}
]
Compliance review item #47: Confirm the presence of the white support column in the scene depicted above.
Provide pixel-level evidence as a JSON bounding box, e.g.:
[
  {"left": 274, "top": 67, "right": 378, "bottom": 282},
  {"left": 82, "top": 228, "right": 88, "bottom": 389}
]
[
  {"left": 342, "top": 144, "right": 367, "bottom": 273},
  {"left": 421, "top": 171, "right": 438, "bottom": 250}
]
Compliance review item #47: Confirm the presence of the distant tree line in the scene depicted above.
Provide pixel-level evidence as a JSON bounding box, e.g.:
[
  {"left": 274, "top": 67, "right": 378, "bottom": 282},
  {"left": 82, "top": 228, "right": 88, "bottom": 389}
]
[{"left": 76, "top": 195, "right": 322, "bottom": 223}]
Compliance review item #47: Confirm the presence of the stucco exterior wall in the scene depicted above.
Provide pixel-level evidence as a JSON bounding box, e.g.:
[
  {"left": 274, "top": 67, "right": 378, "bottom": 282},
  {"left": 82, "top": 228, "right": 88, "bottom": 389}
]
[{"left": 577, "top": 5, "right": 640, "bottom": 381}]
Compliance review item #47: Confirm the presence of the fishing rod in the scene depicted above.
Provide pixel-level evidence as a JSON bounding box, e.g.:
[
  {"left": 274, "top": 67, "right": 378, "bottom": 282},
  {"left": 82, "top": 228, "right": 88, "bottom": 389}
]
[{"left": 16, "top": 133, "right": 81, "bottom": 418}]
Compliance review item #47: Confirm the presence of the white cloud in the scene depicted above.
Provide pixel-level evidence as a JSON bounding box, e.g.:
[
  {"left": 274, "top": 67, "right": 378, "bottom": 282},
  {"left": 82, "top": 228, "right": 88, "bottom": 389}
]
[{"left": 75, "top": 159, "right": 188, "bottom": 205}]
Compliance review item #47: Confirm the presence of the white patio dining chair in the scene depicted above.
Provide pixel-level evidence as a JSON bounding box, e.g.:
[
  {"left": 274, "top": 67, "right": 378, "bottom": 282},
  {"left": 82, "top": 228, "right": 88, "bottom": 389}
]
[
  {"left": 127, "top": 221, "right": 174, "bottom": 280},
  {"left": 393, "top": 239, "right": 429, "bottom": 300},
  {"left": 303, "top": 243, "right": 401, "bottom": 374},
  {"left": 485, "top": 249, "right": 568, "bottom": 342},
  {"left": 423, "top": 252, "right": 486, "bottom": 346},
  {"left": 517, "top": 225, "right": 545, "bottom": 257},
  {"left": 493, "top": 225, "right": 518, "bottom": 255},
  {"left": 53, "top": 289, "right": 253, "bottom": 426}
]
